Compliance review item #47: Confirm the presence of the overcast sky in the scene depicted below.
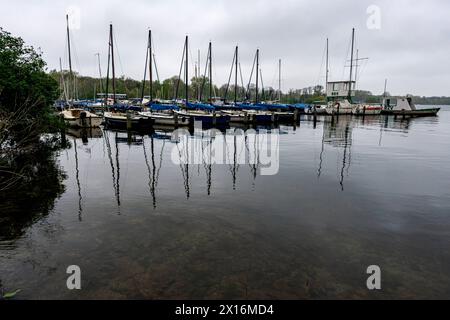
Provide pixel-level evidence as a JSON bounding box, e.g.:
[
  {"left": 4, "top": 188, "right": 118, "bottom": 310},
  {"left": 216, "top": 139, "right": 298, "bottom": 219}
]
[{"left": 1, "top": 0, "right": 449, "bottom": 96}]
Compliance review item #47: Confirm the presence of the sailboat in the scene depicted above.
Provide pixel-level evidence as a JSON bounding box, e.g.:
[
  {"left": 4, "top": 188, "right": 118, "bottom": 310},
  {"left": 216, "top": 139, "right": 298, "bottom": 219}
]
[
  {"left": 173, "top": 38, "right": 230, "bottom": 126},
  {"left": 136, "top": 30, "right": 189, "bottom": 126},
  {"left": 102, "top": 24, "right": 153, "bottom": 130},
  {"left": 59, "top": 15, "right": 102, "bottom": 127},
  {"left": 61, "top": 108, "right": 103, "bottom": 128},
  {"left": 325, "top": 29, "right": 382, "bottom": 116},
  {"left": 232, "top": 49, "right": 277, "bottom": 123}
]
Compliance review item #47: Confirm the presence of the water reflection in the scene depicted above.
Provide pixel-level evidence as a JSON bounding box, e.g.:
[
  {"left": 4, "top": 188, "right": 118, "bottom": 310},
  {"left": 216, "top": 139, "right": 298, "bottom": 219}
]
[
  {"left": 0, "top": 141, "right": 66, "bottom": 242},
  {"left": 317, "top": 116, "right": 353, "bottom": 190},
  {"left": 1, "top": 112, "right": 450, "bottom": 299},
  {"left": 142, "top": 134, "right": 165, "bottom": 208},
  {"left": 73, "top": 139, "right": 83, "bottom": 220},
  {"left": 104, "top": 130, "right": 120, "bottom": 209},
  {"left": 67, "top": 127, "right": 103, "bottom": 143}
]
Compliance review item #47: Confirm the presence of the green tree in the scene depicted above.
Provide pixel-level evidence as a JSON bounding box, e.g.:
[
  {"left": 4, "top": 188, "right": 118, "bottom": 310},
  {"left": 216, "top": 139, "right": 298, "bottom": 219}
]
[
  {"left": 0, "top": 28, "right": 58, "bottom": 118},
  {"left": 1, "top": 28, "right": 64, "bottom": 193}
]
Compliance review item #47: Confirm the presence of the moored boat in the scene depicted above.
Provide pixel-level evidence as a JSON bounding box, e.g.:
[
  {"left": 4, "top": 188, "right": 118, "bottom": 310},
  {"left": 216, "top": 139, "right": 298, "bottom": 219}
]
[
  {"left": 380, "top": 97, "right": 440, "bottom": 117},
  {"left": 174, "top": 110, "right": 230, "bottom": 126},
  {"left": 325, "top": 99, "right": 354, "bottom": 115},
  {"left": 138, "top": 111, "right": 191, "bottom": 126},
  {"left": 60, "top": 108, "right": 103, "bottom": 128},
  {"left": 104, "top": 111, "right": 153, "bottom": 130},
  {"left": 221, "top": 110, "right": 249, "bottom": 123}
]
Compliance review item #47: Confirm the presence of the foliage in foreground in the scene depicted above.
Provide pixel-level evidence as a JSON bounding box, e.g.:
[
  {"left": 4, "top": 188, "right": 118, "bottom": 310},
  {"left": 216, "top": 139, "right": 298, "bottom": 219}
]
[{"left": 0, "top": 28, "right": 63, "bottom": 192}]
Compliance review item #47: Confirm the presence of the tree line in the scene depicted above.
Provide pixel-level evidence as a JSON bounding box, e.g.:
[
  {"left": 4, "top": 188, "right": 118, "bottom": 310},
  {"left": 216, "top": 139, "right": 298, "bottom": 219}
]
[{"left": 50, "top": 70, "right": 450, "bottom": 105}]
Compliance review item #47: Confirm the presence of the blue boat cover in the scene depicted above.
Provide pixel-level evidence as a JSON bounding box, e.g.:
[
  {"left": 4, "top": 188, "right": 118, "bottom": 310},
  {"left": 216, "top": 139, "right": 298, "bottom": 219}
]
[
  {"left": 235, "top": 103, "right": 266, "bottom": 110},
  {"left": 149, "top": 103, "right": 180, "bottom": 111},
  {"left": 185, "top": 101, "right": 216, "bottom": 111}
]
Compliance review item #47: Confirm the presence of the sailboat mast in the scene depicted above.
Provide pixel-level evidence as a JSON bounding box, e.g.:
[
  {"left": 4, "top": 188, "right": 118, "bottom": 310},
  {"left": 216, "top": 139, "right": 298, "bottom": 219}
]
[
  {"left": 110, "top": 24, "right": 116, "bottom": 104},
  {"left": 149, "top": 29, "right": 153, "bottom": 102},
  {"left": 255, "top": 49, "right": 259, "bottom": 104},
  {"left": 105, "top": 29, "right": 111, "bottom": 108},
  {"left": 198, "top": 49, "right": 201, "bottom": 101},
  {"left": 141, "top": 32, "right": 149, "bottom": 103},
  {"left": 59, "top": 57, "right": 68, "bottom": 102},
  {"left": 185, "top": 35, "right": 188, "bottom": 103},
  {"left": 278, "top": 58, "right": 281, "bottom": 102},
  {"left": 66, "top": 14, "right": 73, "bottom": 102},
  {"left": 325, "top": 38, "right": 329, "bottom": 93},
  {"left": 209, "top": 42, "right": 212, "bottom": 103},
  {"left": 356, "top": 49, "right": 359, "bottom": 82},
  {"left": 348, "top": 28, "right": 355, "bottom": 100},
  {"left": 194, "top": 60, "right": 198, "bottom": 100},
  {"left": 234, "top": 46, "right": 238, "bottom": 104},
  {"left": 95, "top": 53, "right": 103, "bottom": 95}
]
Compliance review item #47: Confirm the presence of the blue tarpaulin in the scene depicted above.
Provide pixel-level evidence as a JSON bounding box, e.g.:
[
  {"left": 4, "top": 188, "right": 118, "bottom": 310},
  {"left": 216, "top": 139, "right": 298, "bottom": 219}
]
[
  {"left": 235, "top": 103, "right": 266, "bottom": 110},
  {"left": 185, "top": 101, "right": 216, "bottom": 111},
  {"left": 149, "top": 103, "right": 180, "bottom": 111}
]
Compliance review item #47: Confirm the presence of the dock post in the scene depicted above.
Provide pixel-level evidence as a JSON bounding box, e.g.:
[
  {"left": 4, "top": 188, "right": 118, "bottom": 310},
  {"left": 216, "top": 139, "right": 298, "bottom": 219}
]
[
  {"left": 80, "top": 112, "right": 87, "bottom": 128},
  {"left": 174, "top": 112, "right": 179, "bottom": 127},
  {"left": 126, "top": 110, "right": 132, "bottom": 131},
  {"left": 313, "top": 106, "right": 317, "bottom": 126},
  {"left": 363, "top": 106, "right": 366, "bottom": 118},
  {"left": 213, "top": 111, "right": 217, "bottom": 126},
  {"left": 294, "top": 109, "right": 299, "bottom": 123}
]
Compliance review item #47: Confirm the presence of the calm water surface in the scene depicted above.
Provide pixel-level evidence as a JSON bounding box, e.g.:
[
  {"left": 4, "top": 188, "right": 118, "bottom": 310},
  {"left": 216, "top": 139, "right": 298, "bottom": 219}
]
[{"left": 1, "top": 108, "right": 450, "bottom": 299}]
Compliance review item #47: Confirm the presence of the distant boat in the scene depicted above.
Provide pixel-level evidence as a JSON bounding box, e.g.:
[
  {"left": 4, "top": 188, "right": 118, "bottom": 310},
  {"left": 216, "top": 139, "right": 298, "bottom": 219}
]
[
  {"left": 60, "top": 108, "right": 102, "bottom": 128},
  {"left": 381, "top": 97, "right": 440, "bottom": 117}
]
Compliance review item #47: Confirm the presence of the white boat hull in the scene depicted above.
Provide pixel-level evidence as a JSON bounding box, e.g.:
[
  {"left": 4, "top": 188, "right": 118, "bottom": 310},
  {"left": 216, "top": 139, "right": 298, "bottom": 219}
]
[
  {"left": 139, "top": 112, "right": 190, "bottom": 126},
  {"left": 352, "top": 105, "right": 382, "bottom": 115}
]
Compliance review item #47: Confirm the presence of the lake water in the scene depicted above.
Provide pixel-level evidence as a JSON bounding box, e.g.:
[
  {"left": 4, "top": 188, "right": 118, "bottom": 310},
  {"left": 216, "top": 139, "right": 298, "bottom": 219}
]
[{"left": 1, "top": 107, "right": 450, "bottom": 299}]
